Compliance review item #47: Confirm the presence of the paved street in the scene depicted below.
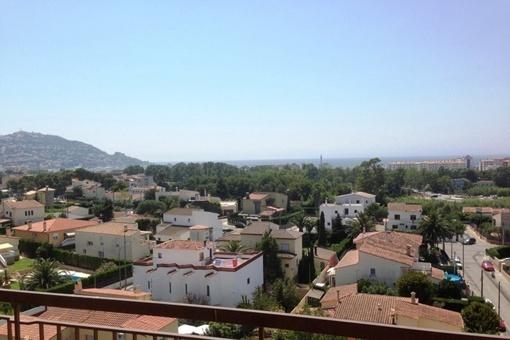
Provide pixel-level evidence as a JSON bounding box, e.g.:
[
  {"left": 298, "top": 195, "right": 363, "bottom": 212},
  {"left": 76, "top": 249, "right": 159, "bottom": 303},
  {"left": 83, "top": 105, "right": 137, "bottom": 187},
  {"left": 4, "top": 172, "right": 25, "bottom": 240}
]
[{"left": 449, "top": 226, "right": 510, "bottom": 337}]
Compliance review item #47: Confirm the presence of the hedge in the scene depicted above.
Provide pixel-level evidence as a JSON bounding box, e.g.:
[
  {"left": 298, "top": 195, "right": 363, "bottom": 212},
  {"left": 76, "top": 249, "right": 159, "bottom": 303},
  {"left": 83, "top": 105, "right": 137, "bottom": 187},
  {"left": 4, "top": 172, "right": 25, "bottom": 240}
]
[
  {"left": 432, "top": 296, "right": 487, "bottom": 313},
  {"left": 486, "top": 246, "right": 510, "bottom": 259},
  {"left": 18, "top": 240, "right": 129, "bottom": 270}
]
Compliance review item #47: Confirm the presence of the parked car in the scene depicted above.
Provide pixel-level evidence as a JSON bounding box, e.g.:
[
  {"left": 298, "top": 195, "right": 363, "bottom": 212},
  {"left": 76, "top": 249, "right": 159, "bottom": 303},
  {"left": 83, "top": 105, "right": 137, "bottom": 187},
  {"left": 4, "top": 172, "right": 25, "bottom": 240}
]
[
  {"left": 463, "top": 237, "right": 476, "bottom": 245},
  {"left": 482, "top": 260, "right": 495, "bottom": 272}
]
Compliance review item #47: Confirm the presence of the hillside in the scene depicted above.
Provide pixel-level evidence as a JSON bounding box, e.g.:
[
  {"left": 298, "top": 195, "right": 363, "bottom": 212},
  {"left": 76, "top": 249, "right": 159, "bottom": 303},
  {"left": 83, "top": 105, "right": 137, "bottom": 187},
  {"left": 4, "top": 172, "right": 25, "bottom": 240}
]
[{"left": 0, "top": 131, "right": 145, "bottom": 170}]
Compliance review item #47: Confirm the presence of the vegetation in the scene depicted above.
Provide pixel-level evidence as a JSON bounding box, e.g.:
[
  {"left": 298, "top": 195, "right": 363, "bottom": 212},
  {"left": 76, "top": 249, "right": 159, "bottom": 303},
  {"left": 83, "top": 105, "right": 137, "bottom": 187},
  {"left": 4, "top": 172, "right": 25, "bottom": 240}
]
[
  {"left": 486, "top": 245, "right": 510, "bottom": 259},
  {"left": 136, "top": 199, "right": 166, "bottom": 217},
  {"left": 396, "top": 271, "right": 435, "bottom": 304},
  {"left": 462, "top": 302, "right": 500, "bottom": 334},
  {"left": 23, "top": 259, "right": 69, "bottom": 290},
  {"left": 256, "top": 232, "right": 283, "bottom": 284},
  {"left": 357, "top": 279, "right": 397, "bottom": 296},
  {"left": 219, "top": 240, "right": 247, "bottom": 253},
  {"left": 271, "top": 278, "right": 300, "bottom": 312},
  {"left": 297, "top": 249, "right": 316, "bottom": 284}
]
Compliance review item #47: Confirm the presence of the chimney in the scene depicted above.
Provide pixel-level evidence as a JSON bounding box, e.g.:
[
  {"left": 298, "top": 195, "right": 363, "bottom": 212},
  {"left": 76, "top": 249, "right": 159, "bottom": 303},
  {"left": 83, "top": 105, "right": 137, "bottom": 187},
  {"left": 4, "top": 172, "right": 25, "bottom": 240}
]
[
  {"left": 27, "top": 220, "right": 32, "bottom": 230},
  {"left": 411, "top": 292, "right": 417, "bottom": 304},
  {"left": 74, "top": 280, "right": 83, "bottom": 294},
  {"left": 377, "top": 303, "right": 382, "bottom": 311},
  {"left": 43, "top": 221, "right": 47, "bottom": 232},
  {"left": 233, "top": 258, "right": 238, "bottom": 267},
  {"left": 406, "top": 245, "right": 412, "bottom": 256}
]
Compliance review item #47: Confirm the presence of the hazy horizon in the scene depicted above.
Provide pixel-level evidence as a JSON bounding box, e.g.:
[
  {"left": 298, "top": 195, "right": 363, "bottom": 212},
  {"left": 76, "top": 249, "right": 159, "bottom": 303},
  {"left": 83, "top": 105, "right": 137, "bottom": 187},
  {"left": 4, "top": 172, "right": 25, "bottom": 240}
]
[{"left": 2, "top": 1, "right": 509, "bottom": 162}]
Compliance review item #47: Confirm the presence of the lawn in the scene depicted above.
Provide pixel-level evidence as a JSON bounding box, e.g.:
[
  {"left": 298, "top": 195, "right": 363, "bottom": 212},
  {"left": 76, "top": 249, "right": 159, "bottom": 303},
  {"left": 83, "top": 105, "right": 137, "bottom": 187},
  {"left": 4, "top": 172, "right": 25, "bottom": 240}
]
[{"left": 7, "top": 257, "right": 35, "bottom": 274}]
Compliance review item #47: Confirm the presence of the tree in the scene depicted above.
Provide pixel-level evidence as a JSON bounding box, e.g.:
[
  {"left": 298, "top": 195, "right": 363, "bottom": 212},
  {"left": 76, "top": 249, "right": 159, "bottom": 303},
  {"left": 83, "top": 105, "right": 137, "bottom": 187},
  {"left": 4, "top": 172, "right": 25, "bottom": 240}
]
[
  {"left": 317, "top": 212, "right": 327, "bottom": 246},
  {"left": 124, "top": 165, "right": 144, "bottom": 175},
  {"left": 271, "top": 278, "right": 300, "bottom": 312},
  {"left": 355, "top": 158, "right": 385, "bottom": 198},
  {"left": 350, "top": 211, "right": 375, "bottom": 237},
  {"left": 494, "top": 167, "right": 510, "bottom": 188},
  {"left": 396, "top": 271, "right": 434, "bottom": 303},
  {"left": 35, "top": 243, "right": 54, "bottom": 259},
  {"left": 357, "top": 279, "right": 396, "bottom": 296},
  {"left": 256, "top": 232, "right": 283, "bottom": 284},
  {"left": 418, "top": 210, "right": 449, "bottom": 248},
  {"left": 220, "top": 240, "right": 247, "bottom": 253},
  {"left": 462, "top": 302, "right": 500, "bottom": 334},
  {"left": 436, "top": 279, "right": 462, "bottom": 299},
  {"left": 144, "top": 188, "right": 156, "bottom": 200},
  {"left": 92, "top": 199, "right": 113, "bottom": 222},
  {"left": 136, "top": 200, "right": 167, "bottom": 217},
  {"left": 25, "top": 259, "right": 69, "bottom": 290},
  {"left": 365, "top": 203, "right": 388, "bottom": 222},
  {"left": 297, "top": 249, "right": 316, "bottom": 283}
]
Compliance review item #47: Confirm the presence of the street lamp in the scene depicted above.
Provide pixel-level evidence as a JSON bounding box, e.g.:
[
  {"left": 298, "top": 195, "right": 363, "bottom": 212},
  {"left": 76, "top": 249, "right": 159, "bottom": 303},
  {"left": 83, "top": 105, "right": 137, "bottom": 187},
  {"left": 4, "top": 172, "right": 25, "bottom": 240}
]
[{"left": 123, "top": 224, "right": 128, "bottom": 290}]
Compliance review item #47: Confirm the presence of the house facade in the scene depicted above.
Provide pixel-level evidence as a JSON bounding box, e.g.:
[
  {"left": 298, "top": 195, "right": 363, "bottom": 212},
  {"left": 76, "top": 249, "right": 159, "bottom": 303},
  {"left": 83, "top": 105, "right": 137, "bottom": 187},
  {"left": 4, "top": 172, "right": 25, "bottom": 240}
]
[
  {"left": 75, "top": 222, "right": 152, "bottom": 261},
  {"left": 160, "top": 208, "right": 223, "bottom": 240},
  {"left": 133, "top": 240, "right": 263, "bottom": 307},
  {"left": 13, "top": 218, "right": 99, "bottom": 247},
  {"left": 319, "top": 192, "right": 376, "bottom": 230},
  {"left": 239, "top": 221, "right": 303, "bottom": 279},
  {"left": 1, "top": 200, "right": 45, "bottom": 226},
  {"left": 386, "top": 203, "right": 422, "bottom": 232},
  {"left": 36, "top": 186, "right": 55, "bottom": 207},
  {"left": 241, "top": 192, "right": 288, "bottom": 216}
]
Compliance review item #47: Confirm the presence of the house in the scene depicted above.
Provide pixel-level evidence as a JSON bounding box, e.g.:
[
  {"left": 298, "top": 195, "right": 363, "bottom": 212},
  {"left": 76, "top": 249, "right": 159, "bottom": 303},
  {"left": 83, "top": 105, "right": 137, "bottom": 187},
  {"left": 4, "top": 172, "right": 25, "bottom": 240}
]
[
  {"left": 74, "top": 280, "right": 151, "bottom": 300},
  {"left": 156, "top": 188, "right": 200, "bottom": 202},
  {"left": 133, "top": 240, "right": 263, "bottom": 307},
  {"left": 386, "top": 203, "right": 422, "bottom": 232},
  {"left": 493, "top": 209, "right": 510, "bottom": 242},
  {"left": 320, "top": 287, "right": 463, "bottom": 333},
  {"left": 313, "top": 246, "right": 339, "bottom": 273},
  {"left": 65, "top": 205, "right": 94, "bottom": 220},
  {"left": 1, "top": 200, "right": 45, "bottom": 226},
  {"left": 328, "top": 231, "right": 443, "bottom": 287},
  {"left": 239, "top": 221, "right": 303, "bottom": 279},
  {"left": 37, "top": 186, "right": 55, "bottom": 207},
  {"left": 13, "top": 218, "right": 99, "bottom": 247},
  {"left": 319, "top": 192, "right": 376, "bottom": 230},
  {"left": 23, "top": 190, "right": 37, "bottom": 200},
  {"left": 75, "top": 222, "right": 152, "bottom": 261},
  {"left": 67, "top": 178, "right": 105, "bottom": 200},
  {"left": 220, "top": 201, "right": 238, "bottom": 216},
  {"left": 388, "top": 155, "right": 472, "bottom": 171},
  {"left": 241, "top": 192, "right": 288, "bottom": 216},
  {"left": 159, "top": 208, "right": 223, "bottom": 241}
]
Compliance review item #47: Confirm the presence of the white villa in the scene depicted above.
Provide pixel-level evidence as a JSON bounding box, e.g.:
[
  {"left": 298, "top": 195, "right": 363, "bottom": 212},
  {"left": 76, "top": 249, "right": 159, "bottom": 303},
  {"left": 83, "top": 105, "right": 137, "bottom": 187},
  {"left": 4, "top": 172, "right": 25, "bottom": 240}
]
[
  {"left": 155, "top": 208, "right": 224, "bottom": 242},
  {"left": 319, "top": 192, "right": 376, "bottom": 230},
  {"left": 133, "top": 240, "right": 263, "bottom": 307},
  {"left": 386, "top": 202, "right": 423, "bottom": 232}
]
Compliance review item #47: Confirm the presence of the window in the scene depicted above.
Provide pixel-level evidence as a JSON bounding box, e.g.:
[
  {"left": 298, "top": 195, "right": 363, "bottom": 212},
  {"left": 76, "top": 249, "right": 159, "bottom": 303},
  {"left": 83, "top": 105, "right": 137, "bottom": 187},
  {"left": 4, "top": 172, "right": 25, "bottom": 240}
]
[
  {"left": 285, "top": 263, "right": 289, "bottom": 268},
  {"left": 247, "top": 278, "right": 250, "bottom": 285},
  {"left": 169, "top": 282, "right": 172, "bottom": 294},
  {"left": 83, "top": 249, "right": 87, "bottom": 254},
  {"left": 188, "top": 218, "right": 190, "bottom": 223},
  {"left": 279, "top": 243, "right": 290, "bottom": 252},
  {"left": 185, "top": 283, "right": 188, "bottom": 294},
  {"left": 392, "top": 225, "right": 398, "bottom": 229},
  {"left": 87, "top": 241, "right": 93, "bottom": 246},
  {"left": 334, "top": 210, "right": 338, "bottom": 214},
  {"left": 174, "top": 217, "right": 177, "bottom": 222},
  {"left": 199, "top": 252, "right": 204, "bottom": 261},
  {"left": 370, "top": 268, "right": 376, "bottom": 276},
  {"left": 207, "top": 285, "right": 210, "bottom": 297},
  {"left": 410, "top": 215, "right": 416, "bottom": 221},
  {"left": 411, "top": 225, "right": 417, "bottom": 230},
  {"left": 354, "top": 210, "right": 358, "bottom": 213},
  {"left": 98, "top": 251, "right": 104, "bottom": 258},
  {"left": 24, "top": 211, "right": 27, "bottom": 217},
  {"left": 327, "top": 222, "right": 331, "bottom": 226},
  {"left": 356, "top": 200, "right": 360, "bottom": 204},
  {"left": 394, "top": 214, "right": 400, "bottom": 220},
  {"left": 52, "top": 233, "right": 59, "bottom": 240},
  {"left": 344, "top": 208, "right": 349, "bottom": 215},
  {"left": 158, "top": 253, "right": 162, "bottom": 259},
  {"left": 147, "top": 281, "right": 151, "bottom": 290}
]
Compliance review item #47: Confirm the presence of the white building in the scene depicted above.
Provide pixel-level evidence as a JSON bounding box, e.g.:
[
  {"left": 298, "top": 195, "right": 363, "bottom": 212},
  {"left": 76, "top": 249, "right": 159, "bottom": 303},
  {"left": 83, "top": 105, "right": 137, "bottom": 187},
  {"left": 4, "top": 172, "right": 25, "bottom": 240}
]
[
  {"left": 156, "top": 189, "right": 200, "bottom": 202},
  {"left": 479, "top": 157, "right": 510, "bottom": 171},
  {"left": 158, "top": 208, "right": 223, "bottom": 241},
  {"left": 387, "top": 155, "right": 472, "bottom": 171},
  {"left": 1, "top": 200, "right": 45, "bottom": 226},
  {"left": 319, "top": 192, "right": 376, "bottom": 230},
  {"left": 75, "top": 222, "right": 152, "bottom": 261},
  {"left": 328, "top": 231, "right": 443, "bottom": 287},
  {"left": 67, "top": 178, "right": 106, "bottom": 200},
  {"left": 386, "top": 203, "right": 423, "bottom": 232},
  {"left": 133, "top": 240, "right": 263, "bottom": 307}
]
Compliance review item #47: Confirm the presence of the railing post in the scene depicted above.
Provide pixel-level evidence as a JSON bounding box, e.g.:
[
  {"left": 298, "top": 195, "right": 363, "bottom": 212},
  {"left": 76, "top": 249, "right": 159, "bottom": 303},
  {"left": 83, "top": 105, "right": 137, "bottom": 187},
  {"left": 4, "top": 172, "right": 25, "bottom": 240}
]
[
  {"left": 75, "top": 326, "right": 80, "bottom": 339},
  {"left": 94, "top": 328, "right": 99, "bottom": 340},
  {"left": 132, "top": 333, "right": 137, "bottom": 340},
  {"left": 56, "top": 325, "right": 62, "bottom": 340},
  {"left": 112, "top": 331, "right": 117, "bottom": 339},
  {"left": 258, "top": 326, "right": 264, "bottom": 340},
  {"left": 39, "top": 322, "right": 45, "bottom": 340},
  {"left": 13, "top": 303, "right": 20, "bottom": 340},
  {"left": 6, "top": 320, "right": 12, "bottom": 340}
]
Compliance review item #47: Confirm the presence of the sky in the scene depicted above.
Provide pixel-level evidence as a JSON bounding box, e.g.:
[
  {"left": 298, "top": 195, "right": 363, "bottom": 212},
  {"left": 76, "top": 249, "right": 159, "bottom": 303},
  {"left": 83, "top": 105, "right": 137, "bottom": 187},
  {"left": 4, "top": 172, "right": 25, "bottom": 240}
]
[{"left": 1, "top": 1, "right": 509, "bottom": 162}]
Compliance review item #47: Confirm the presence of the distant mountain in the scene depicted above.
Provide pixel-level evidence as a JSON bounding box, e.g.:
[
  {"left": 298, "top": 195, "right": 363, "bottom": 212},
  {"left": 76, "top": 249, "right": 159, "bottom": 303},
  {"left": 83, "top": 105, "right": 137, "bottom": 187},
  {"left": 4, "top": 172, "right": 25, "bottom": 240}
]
[{"left": 0, "top": 131, "right": 146, "bottom": 171}]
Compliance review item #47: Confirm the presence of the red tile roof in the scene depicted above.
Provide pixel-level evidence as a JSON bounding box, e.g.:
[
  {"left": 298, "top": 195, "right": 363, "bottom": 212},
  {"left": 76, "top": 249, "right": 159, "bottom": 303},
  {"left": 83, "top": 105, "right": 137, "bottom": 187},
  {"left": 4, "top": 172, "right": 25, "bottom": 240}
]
[
  {"left": 335, "top": 250, "right": 359, "bottom": 268},
  {"left": 3, "top": 199, "right": 44, "bottom": 209},
  {"left": 387, "top": 202, "right": 422, "bottom": 213},
  {"left": 247, "top": 193, "right": 269, "bottom": 201},
  {"left": 14, "top": 218, "right": 99, "bottom": 233},
  {"left": 0, "top": 315, "right": 57, "bottom": 339}
]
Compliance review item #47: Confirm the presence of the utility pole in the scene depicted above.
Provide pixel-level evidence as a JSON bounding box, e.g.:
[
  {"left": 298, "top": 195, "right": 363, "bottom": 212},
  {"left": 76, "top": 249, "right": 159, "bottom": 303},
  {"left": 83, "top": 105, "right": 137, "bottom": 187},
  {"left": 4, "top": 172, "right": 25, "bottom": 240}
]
[
  {"left": 462, "top": 241, "right": 465, "bottom": 275},
  {"left": 481, "top": 269, "right": 484, "bottom": 298},
  {"left": 498, "top": 281, "right": 501, "bottom": 317},
  {"left": 124, "top": 225, "right": 128, "bottom": 290}
]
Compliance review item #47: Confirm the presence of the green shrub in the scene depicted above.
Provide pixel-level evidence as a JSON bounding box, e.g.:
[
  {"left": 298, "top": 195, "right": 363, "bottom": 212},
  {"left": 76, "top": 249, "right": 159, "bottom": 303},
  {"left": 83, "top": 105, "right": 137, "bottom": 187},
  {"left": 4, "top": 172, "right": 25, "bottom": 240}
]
[{"left": 486, "top": 245, "right": 510, "bottom": 259}]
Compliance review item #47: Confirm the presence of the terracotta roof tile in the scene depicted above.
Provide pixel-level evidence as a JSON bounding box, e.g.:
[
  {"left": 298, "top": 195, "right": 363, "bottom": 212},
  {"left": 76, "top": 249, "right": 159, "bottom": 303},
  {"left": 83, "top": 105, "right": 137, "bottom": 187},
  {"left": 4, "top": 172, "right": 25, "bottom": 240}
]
[
  {"left": 14, "top": 218, "right": 98, "bottom": 233},
  {"left": 388, "top": 202, "right": 422, "bottom": 213},
  {"left": 155, "top": 239, "right": 210, "bottom": 250},
  {"left": 77, "top": 222, "right": 140, "bottom": 236},
  {"left": 335, "top": 250, "right": 359, "bottom": 268},
  {"left": 320, "top": 283, "right": 358, "bottom": 309},
  {"left": 3, "top": 199, "right": 44, "bottom": 209},
  {"left": 164, "top": 208, "right": 200, "bottom": 216}
]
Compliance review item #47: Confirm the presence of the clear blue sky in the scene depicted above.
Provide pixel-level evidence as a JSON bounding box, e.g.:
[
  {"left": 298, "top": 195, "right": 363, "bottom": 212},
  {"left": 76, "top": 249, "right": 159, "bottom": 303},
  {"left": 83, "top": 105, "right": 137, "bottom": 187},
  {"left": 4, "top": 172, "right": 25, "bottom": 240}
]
[{"left": 1, "top": 1, "right": 509, "bottom": 162}]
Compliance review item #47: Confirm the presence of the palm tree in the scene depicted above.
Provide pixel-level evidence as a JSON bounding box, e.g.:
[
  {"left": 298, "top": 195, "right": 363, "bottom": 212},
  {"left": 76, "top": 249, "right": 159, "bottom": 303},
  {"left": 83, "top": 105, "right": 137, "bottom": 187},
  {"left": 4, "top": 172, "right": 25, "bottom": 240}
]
[
  {"left": 220, "top": 240, "right": 247, "bottom": 253},
  {"left": 418, "top": 211, "right": 449, "bottom": 248},
  {"left": 25, "top": 259, "right": 68, "bottom": 290},
  {"left": 351, "top": 211, "right": 375, "bottom": 237}
]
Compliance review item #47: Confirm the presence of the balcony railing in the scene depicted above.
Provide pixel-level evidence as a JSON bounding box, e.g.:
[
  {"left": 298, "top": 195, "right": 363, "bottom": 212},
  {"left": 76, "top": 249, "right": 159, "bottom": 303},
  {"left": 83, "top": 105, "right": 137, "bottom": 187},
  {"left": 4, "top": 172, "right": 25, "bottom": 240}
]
[{"left": 0, "top": 289, "right": 502, "bottom": 340}]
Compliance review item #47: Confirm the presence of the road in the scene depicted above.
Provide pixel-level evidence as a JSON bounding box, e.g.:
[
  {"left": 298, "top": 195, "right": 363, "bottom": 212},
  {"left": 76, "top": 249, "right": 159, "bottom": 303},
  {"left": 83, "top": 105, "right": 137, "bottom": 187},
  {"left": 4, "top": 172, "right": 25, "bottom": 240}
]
[{"left": 449, "top": 227, "right": 510, "bottom": 336}]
